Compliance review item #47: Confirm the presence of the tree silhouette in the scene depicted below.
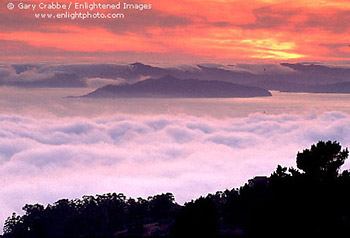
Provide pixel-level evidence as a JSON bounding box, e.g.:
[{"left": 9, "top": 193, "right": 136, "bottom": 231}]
[
  {"left": 170, "top": 197, "right": 218, "bottom": 238},
  {"left": 296, "top": 141, "right": 349, "bottom": 179},
  {"left": 4, "top": 141, "right": 350, "bottom": 238},
  {"left": 268, "top": 141, "right": 350, "bottom": 237}
]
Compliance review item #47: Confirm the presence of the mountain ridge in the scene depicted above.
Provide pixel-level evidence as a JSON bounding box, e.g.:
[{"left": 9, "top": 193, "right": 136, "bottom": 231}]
[{"left": 81, "top": 75, "right": 272, "bottom": 98}]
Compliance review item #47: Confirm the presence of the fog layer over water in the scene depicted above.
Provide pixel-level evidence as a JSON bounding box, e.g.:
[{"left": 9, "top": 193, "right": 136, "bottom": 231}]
[{"left": 1, "top": 87, "right": 350, "bottom": 227}]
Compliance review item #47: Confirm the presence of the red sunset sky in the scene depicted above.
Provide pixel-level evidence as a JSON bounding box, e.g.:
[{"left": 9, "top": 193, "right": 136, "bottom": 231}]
[{"left": 1, "top": 0, "right": 350, "bottom": 63}]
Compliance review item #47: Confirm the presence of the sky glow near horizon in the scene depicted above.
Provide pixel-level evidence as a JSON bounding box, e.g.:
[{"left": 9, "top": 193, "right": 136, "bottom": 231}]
[{"left": 1, "top": 0, "right": 350, "bottom": 63}]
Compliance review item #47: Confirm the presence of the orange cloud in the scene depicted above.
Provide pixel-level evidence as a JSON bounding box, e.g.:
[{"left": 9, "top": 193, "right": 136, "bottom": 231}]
[
  {"left": 0, "top": 26, "right": 165, "bottom": 52},
  {"left": 1, "top": 0, "right": 350, "bottom": 62}
]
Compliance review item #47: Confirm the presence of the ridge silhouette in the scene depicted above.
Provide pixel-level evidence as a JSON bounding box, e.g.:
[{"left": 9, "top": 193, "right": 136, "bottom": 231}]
[{"left": 3, "top": 141, "right": 350, "bottom": 238}]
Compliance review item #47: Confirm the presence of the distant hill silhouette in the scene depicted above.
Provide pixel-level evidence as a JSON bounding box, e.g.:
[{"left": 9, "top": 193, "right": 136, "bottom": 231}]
[
  {"left": 285, "top": 82, "right": 350, "bottom": 94},
  {"left": 80, "top": 75, "right": 272, "bottom": 98},
  {"left": 5, "top": 62, "right": 350, "bottom": 93}
]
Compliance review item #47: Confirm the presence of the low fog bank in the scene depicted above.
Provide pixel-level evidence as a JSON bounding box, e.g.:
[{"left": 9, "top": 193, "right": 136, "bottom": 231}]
[{"left": 0, "top": 111, "right": 349, "bottom": 228}]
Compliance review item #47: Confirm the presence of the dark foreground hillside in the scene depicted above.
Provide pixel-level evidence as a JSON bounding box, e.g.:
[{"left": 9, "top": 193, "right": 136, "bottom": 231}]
[{"left": 3, "top": 141, "right": 350, "bottom": 238}]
